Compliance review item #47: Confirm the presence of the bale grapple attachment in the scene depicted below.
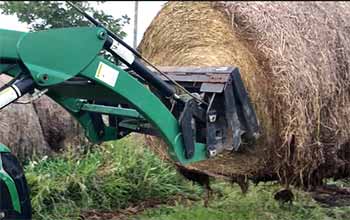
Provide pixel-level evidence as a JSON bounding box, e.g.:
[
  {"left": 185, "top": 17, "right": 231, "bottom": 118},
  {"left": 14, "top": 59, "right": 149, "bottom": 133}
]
[{"left": 154, "top": 66, "right": 260, "bottom": 157}]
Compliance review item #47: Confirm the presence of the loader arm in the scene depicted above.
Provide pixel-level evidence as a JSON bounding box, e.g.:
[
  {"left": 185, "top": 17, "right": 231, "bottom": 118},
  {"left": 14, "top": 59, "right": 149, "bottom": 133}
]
[
  {"left": 0, "top": 25, "right": 260, "bottom": 163},
  {"left": 0, "top": 27, "right": 207, "bottom": 164}
]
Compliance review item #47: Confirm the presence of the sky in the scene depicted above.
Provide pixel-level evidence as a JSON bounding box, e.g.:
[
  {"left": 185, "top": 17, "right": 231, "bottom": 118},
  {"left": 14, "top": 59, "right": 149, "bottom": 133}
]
[{"left": 0, "top": 1, "right": 167, "bottom": 47}]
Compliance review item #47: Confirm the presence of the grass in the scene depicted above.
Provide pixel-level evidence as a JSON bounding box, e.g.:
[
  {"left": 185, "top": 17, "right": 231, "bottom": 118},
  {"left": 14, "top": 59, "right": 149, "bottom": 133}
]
[
  {"left": 24, "top": 136, "right": 197, "bottom": 220},
  {"left": 23, "top": 136, "right": 350, "bottom": 220},
  {"left": 136, "top": 181, "right": 341, "bottom": 220}
]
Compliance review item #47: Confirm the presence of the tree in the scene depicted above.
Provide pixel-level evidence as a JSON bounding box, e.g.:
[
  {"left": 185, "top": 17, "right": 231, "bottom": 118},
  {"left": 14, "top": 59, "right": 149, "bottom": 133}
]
[
  {"left": 0, "top": 1, "right": 130, "bottom": 38},
  {"left": 0, "top": 1, "right": 131, "bottom": 63}
]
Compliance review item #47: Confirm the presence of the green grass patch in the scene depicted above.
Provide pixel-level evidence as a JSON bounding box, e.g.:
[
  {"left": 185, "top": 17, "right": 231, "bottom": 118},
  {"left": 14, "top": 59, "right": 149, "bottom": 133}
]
[
  {"left": 137, "top": 181, "right": 350, "bottom": 220},
  {"left": 24, "top": 137, "right": 197, "bottom": 220},
  {"left": 23, "top": 136, "right": 350, "bottom": 220}
]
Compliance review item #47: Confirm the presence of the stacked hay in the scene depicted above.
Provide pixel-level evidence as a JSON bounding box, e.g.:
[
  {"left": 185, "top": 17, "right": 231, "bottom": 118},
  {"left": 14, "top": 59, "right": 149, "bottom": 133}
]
[
  {"left": 33, "top": 96, "right": 85, "bottom": 152},
  {"left": 139, "top": 1, "right": 350, "bottom": 188},
  {"left": 0, "top": 101, "right": 50, "bottom": 160},
  {"left": 0, "top": 75, "right": 85, "bottom": 160}
]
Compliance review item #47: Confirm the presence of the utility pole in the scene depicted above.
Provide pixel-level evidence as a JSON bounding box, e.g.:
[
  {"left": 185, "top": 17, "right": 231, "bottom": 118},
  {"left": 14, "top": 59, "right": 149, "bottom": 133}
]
[{"left": 133, "top": 1, "right": 139, "bottom": 49}]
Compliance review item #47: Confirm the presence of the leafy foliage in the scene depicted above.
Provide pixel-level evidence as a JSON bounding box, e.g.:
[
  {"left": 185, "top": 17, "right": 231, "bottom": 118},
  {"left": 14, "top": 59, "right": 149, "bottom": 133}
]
[{"left": 0, "top": 1, "right": 130, "bottom": 38}]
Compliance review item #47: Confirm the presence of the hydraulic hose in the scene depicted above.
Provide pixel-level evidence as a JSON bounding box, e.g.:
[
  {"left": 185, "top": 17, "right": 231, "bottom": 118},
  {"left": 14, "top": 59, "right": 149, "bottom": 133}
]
[{"left": 0, "top": 77, "right": 34, "bottom": 110}]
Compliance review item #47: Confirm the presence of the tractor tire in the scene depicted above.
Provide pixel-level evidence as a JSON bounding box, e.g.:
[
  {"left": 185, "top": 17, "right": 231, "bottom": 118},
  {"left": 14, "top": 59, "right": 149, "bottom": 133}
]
[{"left": 0, "top": 152, "right": 31, "bottom": 220}]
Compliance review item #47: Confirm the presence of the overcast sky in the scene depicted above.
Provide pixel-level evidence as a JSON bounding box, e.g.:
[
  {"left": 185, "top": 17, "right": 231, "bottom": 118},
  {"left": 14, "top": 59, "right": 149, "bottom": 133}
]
[{"left": 0, "top": 1, "right": 167, "bottom": 47}]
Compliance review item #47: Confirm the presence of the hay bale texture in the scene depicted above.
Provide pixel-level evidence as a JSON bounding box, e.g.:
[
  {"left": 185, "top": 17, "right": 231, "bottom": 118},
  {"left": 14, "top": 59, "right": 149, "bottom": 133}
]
[
  {"left": 0, "top": 75, "right": 85, "bottom": 160},
  {"left": 33, "top": 96, "right": 85, "bottom": 151},
  {"left": 0, "top": 101, "right": 50, "bottom": 160},
  {"left": 139, "top": 1, "right": 350, "bottom": 188}
]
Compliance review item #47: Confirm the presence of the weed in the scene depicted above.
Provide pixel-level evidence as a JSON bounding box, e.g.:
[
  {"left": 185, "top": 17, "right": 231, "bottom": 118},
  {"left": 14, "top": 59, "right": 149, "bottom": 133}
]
[
  {"left": 23, "top": 136, "right": 350, "bottom": 220},
  {"left": 25, "top": 136, "right": 195, "bottom": 220}
]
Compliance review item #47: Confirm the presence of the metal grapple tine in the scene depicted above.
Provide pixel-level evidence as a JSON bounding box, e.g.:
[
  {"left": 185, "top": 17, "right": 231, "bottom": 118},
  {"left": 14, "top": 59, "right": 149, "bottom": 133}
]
[{"left": 153, "top": 66, "right": 260, "bottom": 154}]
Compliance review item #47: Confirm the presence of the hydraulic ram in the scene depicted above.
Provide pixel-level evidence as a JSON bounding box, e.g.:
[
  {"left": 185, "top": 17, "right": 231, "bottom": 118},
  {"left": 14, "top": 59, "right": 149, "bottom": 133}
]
[
  {"left": 104, "top": 38, "right": 176, "bottom": 98},
  {"left": 0, "top": 77, "right": 34, "bottom": 110}
]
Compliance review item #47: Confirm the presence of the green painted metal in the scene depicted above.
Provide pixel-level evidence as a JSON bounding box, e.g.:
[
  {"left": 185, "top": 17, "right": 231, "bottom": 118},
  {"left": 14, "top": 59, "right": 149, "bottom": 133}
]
[
  {"left": 0, "top": 64, "right": 22, "bottom": 78},
  {"left": 0, "top": 29, "right": 24, "bottom": 61},
  {"left": 17, "top": 27, "right": 107, "bottom": 86},
  {"left": 0, "top": 143, "right": 10, "bottom": 153},
  {"left": 0, "top": 29, "right": 25, "bottom": 80},
  {"left": 0, "top": 150, "right": 21, "bottom": 213},
  {"left": 78, "top": 58, "right": 207, "bottom": 164},
  {"left": 0, "top": 27, "right": 208, "bottom": 164},
  {"left": 43, "top": 95, "right": 119, "bottom": 143},
  {"left": 0, "top": 24, "right": 216, "bottom": 219},
  {"left": 0, "top": 64, "right": 12, "bottom": 72},
  {"left": 31, "top": 56, "right": 207, "bottom": 163},
  {"left": 81, "top": 103, "right": 143, "bottom": 119},
  {"left": 118, "top": 119, "right": 153, "bottom": 132},
  {"left": 119, "top": 120, "right": 140, "bottom": 130}
]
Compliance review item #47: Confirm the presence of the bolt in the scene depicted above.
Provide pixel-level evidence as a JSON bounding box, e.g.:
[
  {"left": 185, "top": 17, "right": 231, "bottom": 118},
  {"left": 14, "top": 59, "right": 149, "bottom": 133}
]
[
  {"left": 98, "top": 30, "right": 107, "bottom": 40},
  {"left": 37, "top": 73, "right": 49, "bottom": 83},
  {"left": 253, "top": 132, "right": 260, "bottom": 139},
  {"left": 209, "top": 114, "right": 216, "bottom": 122},
  {"left": 43, "top": 74, "right": 49, "bottom": 81},
  {"left": 208, "top": 149, "right": 217, "bottom": 157}
]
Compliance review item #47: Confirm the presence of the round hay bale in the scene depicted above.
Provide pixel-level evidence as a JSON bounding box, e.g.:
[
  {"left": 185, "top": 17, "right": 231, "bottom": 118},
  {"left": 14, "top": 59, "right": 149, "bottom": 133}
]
[
  {"left": 33, "top": 96, "right": 86, "bottom": 151},
  {"left": 139, "top": 1, "right": 350, "bottom": 188},
  {"left": 0, "top": 103, "right": 51, "bottom": 161},
  {"left": 0, "top": 75, "right": 50, "bottom": 160},
  {"left": 0, "top": 75, "right": 85, "bottom": 160}
]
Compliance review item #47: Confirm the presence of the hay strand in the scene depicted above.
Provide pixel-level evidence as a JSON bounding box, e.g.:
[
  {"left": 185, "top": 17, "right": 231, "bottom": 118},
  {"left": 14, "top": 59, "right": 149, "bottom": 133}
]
[{"left": 139, "top": 1, "right": 350, "bottom": 188}]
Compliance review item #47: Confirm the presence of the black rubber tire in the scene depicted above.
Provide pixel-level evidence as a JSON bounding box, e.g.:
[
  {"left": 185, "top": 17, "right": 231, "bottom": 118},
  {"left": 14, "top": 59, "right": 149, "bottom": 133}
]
[{"left": 0, "top": 152, "right": 31, "bottom": 220}]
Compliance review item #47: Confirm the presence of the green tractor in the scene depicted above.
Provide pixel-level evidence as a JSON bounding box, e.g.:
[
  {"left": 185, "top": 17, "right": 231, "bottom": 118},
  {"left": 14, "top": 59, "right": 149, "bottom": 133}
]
[{"left": 0, "top": 3, "right": 259, "bottom": 219}]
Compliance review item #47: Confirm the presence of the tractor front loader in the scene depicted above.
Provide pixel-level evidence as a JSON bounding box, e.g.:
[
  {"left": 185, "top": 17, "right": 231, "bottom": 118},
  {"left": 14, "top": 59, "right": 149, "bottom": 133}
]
[{"left": 0, "top": 3, "right": 259, "bottom": 219}]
